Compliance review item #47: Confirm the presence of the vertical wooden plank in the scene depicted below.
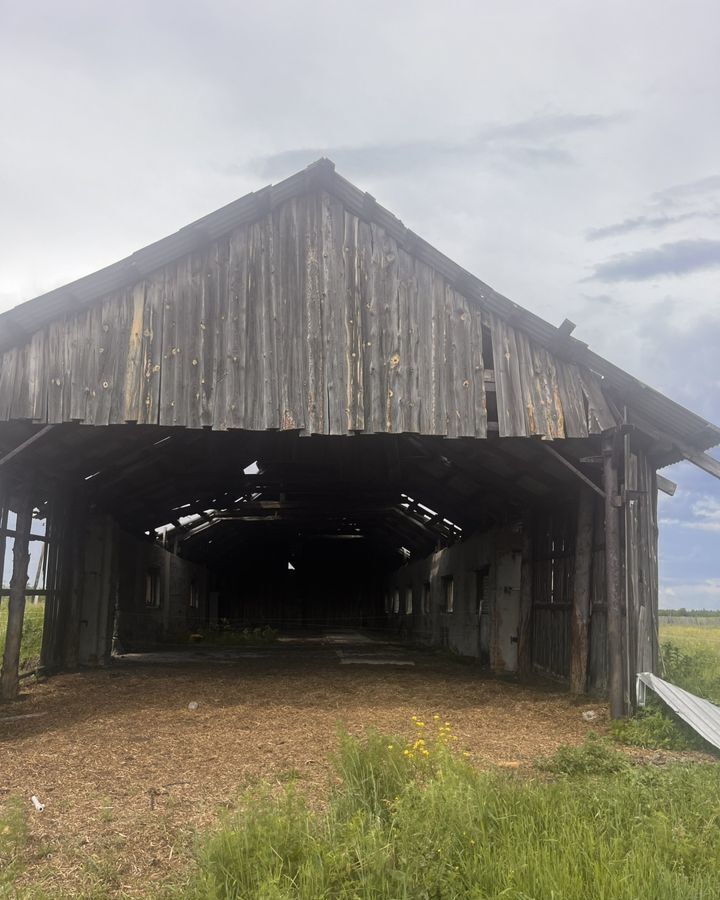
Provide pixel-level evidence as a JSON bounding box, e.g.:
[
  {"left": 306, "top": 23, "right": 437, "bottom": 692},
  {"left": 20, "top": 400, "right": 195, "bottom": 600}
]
[
  {"left": 515, "top": 329, "right": 542, "bottom": 436},
  {"left": 376, "top": 226, "right": 400, "bottom": 433},
  {"left": 260, "top": 211, "right": 280, "bottom": 431},
  {"left": 27, "top": 328, "right": 48, "bottom": 422},
  {"left": 430, "top": 270, "right": 447, "bottom": 435},
  {"left": 580, "top": 368, "right": 617, "bottom": 433},
  {"left": 211, "top": 236, "right": 230, "bottom": 430},
  {"left": 0, "top": 348, "right": 17, "bottom": 420},
  {"left": 320, "top": 192, "right": 348, "bottom": 434},
  {"left": 342, "top": 209, "right": 365, "bottom": 432},
  {"left": 0, "top": 495, "right": 33, "bottom": 700},
  {"left": 490, "top": 315, "right": 527, "bottom": 437},
  {"left": 106, "top": 290, "right": 134, "bottom": 425},
  {"left": 138, "top": 270, "right": 165, "bottom": 425},
  {"left": 526, "top": 343, "right": 565, "bottom": 439},
  {"left": 68, "top": 308, "right": 91, "bottom": 422},
  {"left": 446, "top": 289, "right": 477, "bottom": 438},
  {"left": 121, "top": 282, "right": 147, "bottom": 423},
  {"left": 517, "top": 510, "right": 533, "bottom": 675},
  {"left": 570, "top": 489, "right": 594, "bottom": 693},
  {"left": 171, "top": 256, "right": 192, "bottom": 428},
  {"left": 274, "top": 198, "right": 306, "bottom": 431},
  {"left": 358, "top": 217, "right": 382, "bottom": 433},
  {"left": 394, "top": 245, "right": 413, "bottom": 433},
  {"left": 159, "top": 262, "right": 180, "bottom": 426},
  {"left": 244, "top": 221, "right": 265, "bottom": 431},
  {"left": 468, "top": 304, "right": 487, "bottom": 439},
  {"left": 9, "top": 342, "right": 32, "bottom": 421},
  {"left": 603, "top": 429, "right": 625, "bottom": 718},
  {"left": 225, "top": 226, "right": 249, "bottom": 430},
  {"left": 182, "top": 250, "right": 205, "bottom": 429},
  {"left": 555, "top": 360, "right": 588, "bottom": 438},
  {"left": 303, "top": 193, "right": 325, "bottom": 435},
  {"left": 199, "top": 243, "right": 219, "bottom": 429},
  {"left": 46, "top": 321, "right": 68, "bottom": 423},
  {"left": 413, "top": 257, "right": 434, "bottom": 435}
]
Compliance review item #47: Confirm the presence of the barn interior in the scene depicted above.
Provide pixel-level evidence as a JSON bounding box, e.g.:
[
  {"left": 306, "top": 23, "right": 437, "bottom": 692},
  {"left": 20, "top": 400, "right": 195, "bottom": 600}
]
[{"left": 0, "top": 419, "right": 614, "bottom": 687}]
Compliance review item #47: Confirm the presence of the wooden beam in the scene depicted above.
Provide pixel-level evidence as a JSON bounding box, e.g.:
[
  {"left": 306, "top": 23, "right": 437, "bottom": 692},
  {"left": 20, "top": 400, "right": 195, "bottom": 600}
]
[
  {"left": 656, "top": 473, "right": 677, "bottom": 496},
  {"left": 1, "top": 497, "right": 33, "bottom": 700},
  {"left": 517, "top": 511, "right": 533, "bottom": 676},
  {"left": 539, "top": 442, "right": 605, "bottom": 499},
  {"left": 0, "top": 425, "right": 54, "bottom": 469},
  {"left": 570, "top": 489, "right": 594, "bottom": 694},
  {"left": 602, "top": 431, "right": 626, "bottom": 719},
  {"left": 557, "top": 318, "right": 576, "bottom": 337},
  {"left": 682, "top": 448, "right": 720, "bottom": 481}
]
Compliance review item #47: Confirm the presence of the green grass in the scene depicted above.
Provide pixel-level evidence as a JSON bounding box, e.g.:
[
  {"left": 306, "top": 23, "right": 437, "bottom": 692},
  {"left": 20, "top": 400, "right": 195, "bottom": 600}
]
[
  {"left": 0, "top": 600, "right": 44, "bottom": 670},
  {"left": 193, "top": 624, "right": 279, "bottom": 646},
  {"left": 0, "top": 798, "right": 27, "bottom": 895},
  {"left": 180, "top": 728, "right": 720, "bottom": 900}
]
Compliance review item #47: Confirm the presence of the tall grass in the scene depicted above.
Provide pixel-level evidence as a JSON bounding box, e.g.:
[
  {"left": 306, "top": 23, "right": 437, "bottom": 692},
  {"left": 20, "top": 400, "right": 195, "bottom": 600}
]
[
  {"left": 184, "top": 725, "right": 720, "bottom": 900},
  {"left": 0, "top": 600, "right": 44, "bottom": 670}
]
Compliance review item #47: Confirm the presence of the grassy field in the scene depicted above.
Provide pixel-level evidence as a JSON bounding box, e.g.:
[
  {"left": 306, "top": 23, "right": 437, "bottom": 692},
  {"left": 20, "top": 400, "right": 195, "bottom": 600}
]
[{"left": 0, "top": 599, "right": 44, "bottom": 670}]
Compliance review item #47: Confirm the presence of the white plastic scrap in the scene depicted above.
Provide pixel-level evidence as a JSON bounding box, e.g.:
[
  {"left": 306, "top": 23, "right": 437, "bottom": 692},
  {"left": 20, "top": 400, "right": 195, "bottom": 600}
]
[
  {"left": 30, "top": 795, "right": 45, "bottom": 812},
  {"left": 582, "top": 710, "right": 598, "bottom": 722},
  {"left": 188, "top": 701, "right": 199, "bottom": 711}
]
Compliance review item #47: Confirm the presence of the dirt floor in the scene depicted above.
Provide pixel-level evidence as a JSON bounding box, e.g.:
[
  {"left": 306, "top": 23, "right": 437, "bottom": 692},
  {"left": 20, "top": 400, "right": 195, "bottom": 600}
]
[{"left": 1, "top": 630, "right": 612, "bottom": 897}]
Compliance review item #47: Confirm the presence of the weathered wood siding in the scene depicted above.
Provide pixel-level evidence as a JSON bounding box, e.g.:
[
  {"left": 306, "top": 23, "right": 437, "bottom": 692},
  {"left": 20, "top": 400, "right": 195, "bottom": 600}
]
[{"left": 0, "top": 190, "right": 616, "bottom": 438}]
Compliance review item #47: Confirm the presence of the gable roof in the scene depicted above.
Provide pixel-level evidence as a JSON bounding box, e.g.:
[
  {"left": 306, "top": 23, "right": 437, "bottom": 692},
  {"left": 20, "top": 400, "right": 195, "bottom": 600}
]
[{"left": 0, "top": 158, "right": 718, "bottom": 466}]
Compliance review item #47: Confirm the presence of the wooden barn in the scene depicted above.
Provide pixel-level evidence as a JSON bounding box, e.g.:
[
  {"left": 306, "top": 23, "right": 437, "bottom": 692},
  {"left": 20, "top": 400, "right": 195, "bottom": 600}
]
[{"left": 1, "top": 159, "right": 719, "bottom": 717}]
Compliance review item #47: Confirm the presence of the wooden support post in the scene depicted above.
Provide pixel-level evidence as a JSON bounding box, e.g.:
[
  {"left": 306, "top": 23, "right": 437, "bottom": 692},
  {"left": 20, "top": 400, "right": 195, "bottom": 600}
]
[
  {"left": 570, "top": 489, "right": 594, "bottom": 694},
  {"left": 517, "top": 512, "right": 533, "bottom": 675},
  {"left": 602, "top": 431, "right": 625, "bottom": 719},
  {"left": 1, "top": 498, "right": 33, "bottom": 701}
]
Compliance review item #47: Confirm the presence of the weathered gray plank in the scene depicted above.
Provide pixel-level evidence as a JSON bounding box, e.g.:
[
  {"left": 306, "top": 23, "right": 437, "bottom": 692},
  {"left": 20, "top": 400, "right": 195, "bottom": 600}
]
[
  {"left": 580, "top": 368, "right": 617, "bottom": 433},
  {"left": 490, "top": 314, "right": 527, "bottom": 437},
  {"left": 138, "top": 271, "right": 165, "bottom": 426},
  {"left": 342, "top": 209, "right": 365, "bottom": 432},
  {"left": 274, "top": 199, "right": 306, "bottom": 431},
  {"left": 225, "top": 226, "right": 249, "bottom": 429},
  {"left": 358, "top": 217, "right": 382, "bottom": 433},
  {"left": 556, "top": 360, "right": 588, "bottom": 438}
]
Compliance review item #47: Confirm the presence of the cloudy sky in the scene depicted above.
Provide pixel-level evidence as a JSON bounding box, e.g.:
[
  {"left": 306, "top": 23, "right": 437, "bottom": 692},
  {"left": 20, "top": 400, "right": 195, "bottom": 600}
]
[{"left": 1, "top": 0, "right": 719, "bottom": 607}]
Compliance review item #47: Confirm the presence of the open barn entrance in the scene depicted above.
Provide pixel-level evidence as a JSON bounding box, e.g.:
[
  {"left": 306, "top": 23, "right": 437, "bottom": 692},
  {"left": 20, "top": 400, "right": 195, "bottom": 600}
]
[
  {"left": 7, "top": 159, "right": 716, "bottom": 713},
  {"left": 0, "top": 419, "right": 626, "bottom": 693}
]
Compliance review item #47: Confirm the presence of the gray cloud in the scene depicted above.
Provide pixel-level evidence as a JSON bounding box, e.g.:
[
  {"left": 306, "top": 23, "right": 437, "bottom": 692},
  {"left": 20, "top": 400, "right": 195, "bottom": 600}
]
[
  {"left": 586, "top": 210, "right": 720, "bottom": 241},
  {"left": 652, "top": 174, "right": 720, "bottom": 205},
  {"left": 588, "top": 239, "right": 720, "bottom": 281},
  {"left": 246, "top": 112, "right": 625, "bottom": 179}
]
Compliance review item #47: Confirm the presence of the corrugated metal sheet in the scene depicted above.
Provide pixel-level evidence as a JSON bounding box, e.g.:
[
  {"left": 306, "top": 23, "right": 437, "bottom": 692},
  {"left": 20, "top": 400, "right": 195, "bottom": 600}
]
[{"left": 637, "top": 672, "right": 720, "bottom": 751}]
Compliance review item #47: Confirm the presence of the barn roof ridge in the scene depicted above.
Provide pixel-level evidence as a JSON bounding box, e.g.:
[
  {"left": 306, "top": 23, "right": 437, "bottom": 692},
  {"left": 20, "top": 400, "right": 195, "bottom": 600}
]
[{"left": 0, "top": 157, "right": 718, "bottom": 454}]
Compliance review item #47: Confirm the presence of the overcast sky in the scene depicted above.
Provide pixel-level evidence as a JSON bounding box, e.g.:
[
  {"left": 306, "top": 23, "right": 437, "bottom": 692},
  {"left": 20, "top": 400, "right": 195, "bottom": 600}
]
[{"left": 1, "top": 0, "right": 719, "bottom": 607}]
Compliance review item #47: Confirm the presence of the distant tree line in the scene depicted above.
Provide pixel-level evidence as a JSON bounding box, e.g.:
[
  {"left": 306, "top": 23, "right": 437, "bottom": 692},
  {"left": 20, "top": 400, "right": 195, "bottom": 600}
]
[{"left": 659, "top": 608, "right": 720, "bottom": 617}]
